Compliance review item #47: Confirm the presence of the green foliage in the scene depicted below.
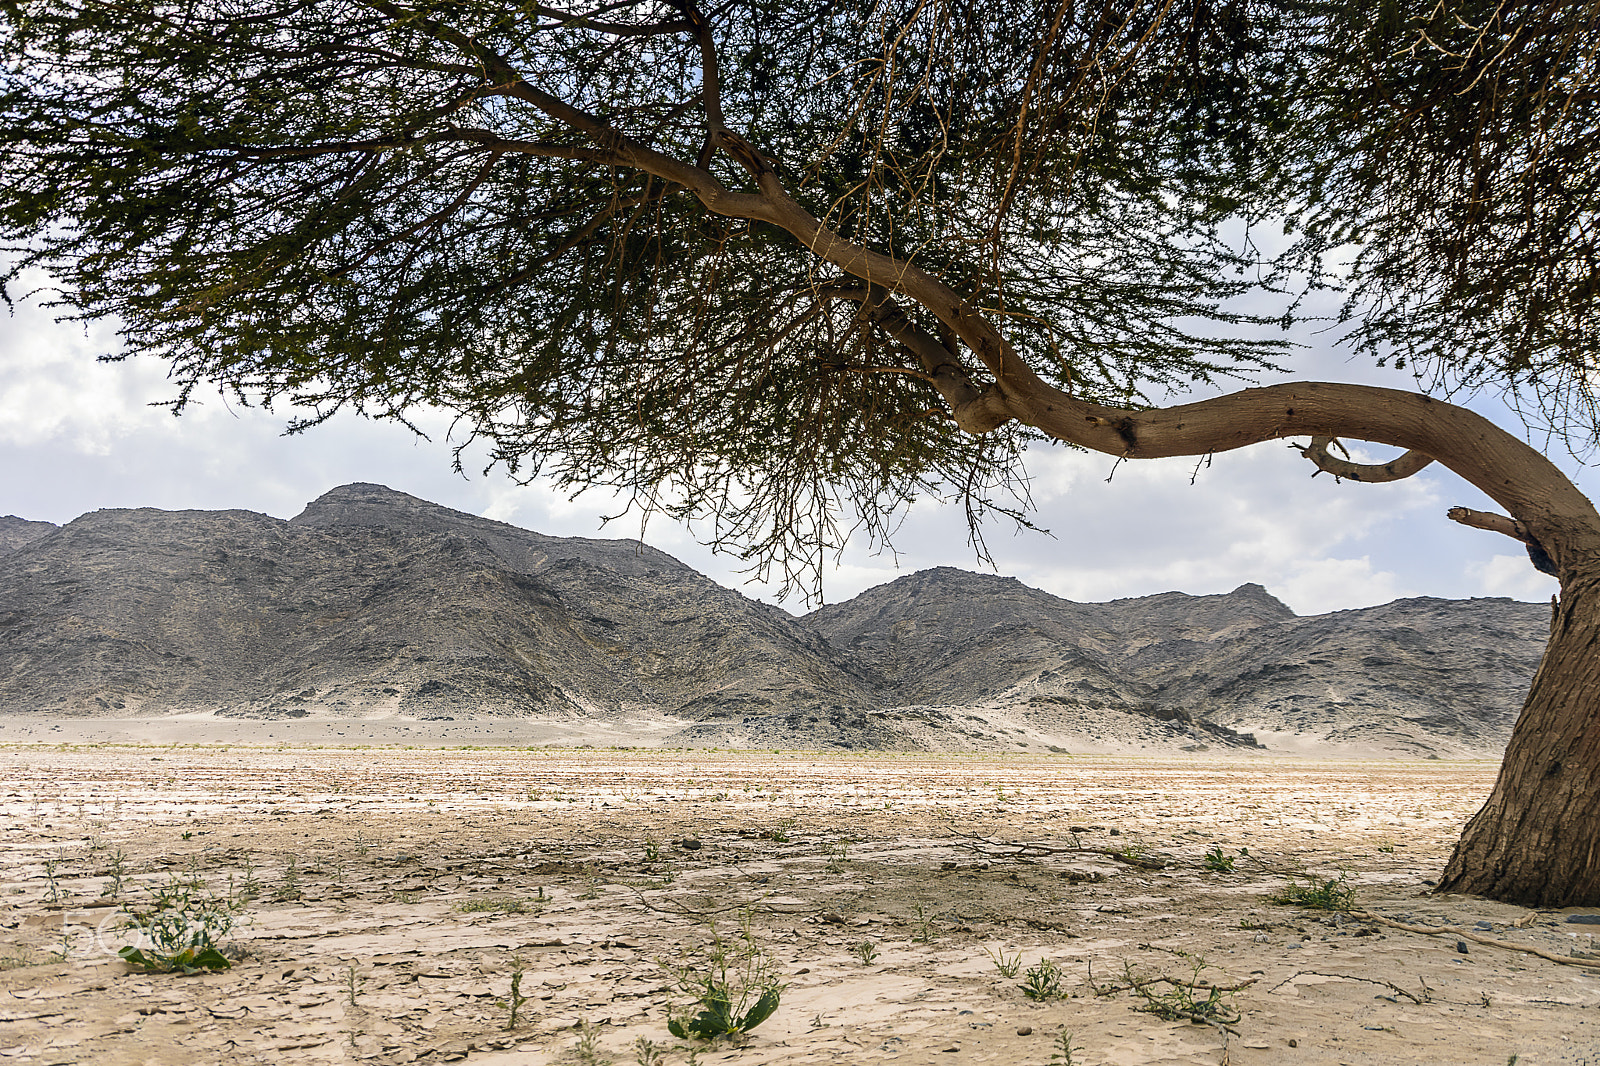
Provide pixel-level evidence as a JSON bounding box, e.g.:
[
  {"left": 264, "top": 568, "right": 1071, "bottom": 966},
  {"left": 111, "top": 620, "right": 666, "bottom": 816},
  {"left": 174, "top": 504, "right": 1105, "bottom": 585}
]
[
  {"left": 574, "top": 1020, "right": 613, "bottom": 1066},
  {"left": 3, "top": 0, "right": 1596, "bottom": 593},
  {"left": 498, "top": 961, "right": 530, "bottom": 1030},
  {"left": 1050, "top": 1031, "right": 1083, "bottom": 1066},
  {"left": 1269, "top": 873, "right": 1356, "bottom": 912},
  {"left": 116, "top": 878, "right": 238, "bottom": 975},
  {"left": 1203, "top": 846, "right": 1242, "bottom": 873},
  {"left": 985, "top": 945, "right": 1022, "bottom": 978},
  {"left": 0, "top": 0, "right": 1296, "bottom": 598},
  {"left": 663, "top": 916, "right": 785, "bottom": 1040},
  {"left": 1020, "top": 957, "right": 1067, "bottom": 1001},
  {"left": 1124, "top": 959, "right": 1241, "bottom": 1025},
  {"left": 849, "top": 940, "right": 878, "bottom": 965},
  {"left": 454, "top": 896, "right": 539, "bottom": 914}
]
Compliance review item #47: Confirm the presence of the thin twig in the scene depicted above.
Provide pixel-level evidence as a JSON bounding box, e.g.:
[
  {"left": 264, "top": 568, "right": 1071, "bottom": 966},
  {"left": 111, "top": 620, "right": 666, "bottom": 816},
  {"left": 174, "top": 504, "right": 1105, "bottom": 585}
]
[
  {"left": 1267, "top": 969, "right": 1423, "bottom": 1003},
  {"left": 1352, "top": 911, "right": 1600, "bottom": 969}
]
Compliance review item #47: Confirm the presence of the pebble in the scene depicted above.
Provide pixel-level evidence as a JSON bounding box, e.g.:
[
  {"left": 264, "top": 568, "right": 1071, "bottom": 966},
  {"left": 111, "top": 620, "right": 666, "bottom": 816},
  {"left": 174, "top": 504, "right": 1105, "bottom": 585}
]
[
  {"left": 1456, "top": 940, "right": 1470, "bottom": 954},
  {"left": 1566, "top": 914, "right": 1600, "bottom": 924},
  {"left": 1017, "top": 1026, "right": 1033, "bottom": 1036}
]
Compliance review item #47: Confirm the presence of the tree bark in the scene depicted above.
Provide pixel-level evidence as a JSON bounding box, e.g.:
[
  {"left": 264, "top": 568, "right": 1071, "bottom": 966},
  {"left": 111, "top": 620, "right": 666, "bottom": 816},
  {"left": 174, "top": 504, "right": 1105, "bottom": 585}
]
[{"left": 1437, "top": 568, "right": 1600, "bottom": 906}]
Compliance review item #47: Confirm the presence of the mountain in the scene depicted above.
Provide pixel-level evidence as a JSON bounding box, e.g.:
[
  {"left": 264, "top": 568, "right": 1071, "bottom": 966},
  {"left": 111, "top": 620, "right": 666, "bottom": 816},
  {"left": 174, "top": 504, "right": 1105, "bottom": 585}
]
[
  {"left": 0, "top": 484, "right": 1551, "bottom": 754},
  {"left": 808, "top": 568, "right": 1546, "bottom": 756},
  {"left": 0, "top": 485, "right": 887, "bottom": 748},
  {"left": 0, "top": 516, "right": 57, "bottom": 554}
]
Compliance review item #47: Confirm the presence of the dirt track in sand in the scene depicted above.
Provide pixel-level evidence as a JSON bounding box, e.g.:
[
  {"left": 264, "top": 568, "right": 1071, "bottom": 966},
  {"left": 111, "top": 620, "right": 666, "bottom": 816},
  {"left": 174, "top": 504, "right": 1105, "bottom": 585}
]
[{"left": 3, "top": 745, "right": 1599, "bottom": 1066}]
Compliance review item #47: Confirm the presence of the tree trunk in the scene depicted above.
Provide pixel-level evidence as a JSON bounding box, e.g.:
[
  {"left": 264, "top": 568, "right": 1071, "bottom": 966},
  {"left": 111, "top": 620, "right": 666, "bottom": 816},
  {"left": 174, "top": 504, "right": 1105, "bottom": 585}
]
[{"left": 1438, "top": 569, "right": 1600, "bottom": 906}]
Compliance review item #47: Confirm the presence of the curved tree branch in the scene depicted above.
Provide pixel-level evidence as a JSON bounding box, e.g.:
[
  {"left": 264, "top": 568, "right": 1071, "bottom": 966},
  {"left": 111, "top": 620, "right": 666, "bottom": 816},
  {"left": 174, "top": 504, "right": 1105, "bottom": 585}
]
[
  {"left": 353, "top": 0, "right": 1600, "bottom": 576},
  {"left": 1295, "top": 435, "right": 1436, "bottom": 481},
  {"left": 822, "top": 283, "right": 1012, "bottom": 431}
]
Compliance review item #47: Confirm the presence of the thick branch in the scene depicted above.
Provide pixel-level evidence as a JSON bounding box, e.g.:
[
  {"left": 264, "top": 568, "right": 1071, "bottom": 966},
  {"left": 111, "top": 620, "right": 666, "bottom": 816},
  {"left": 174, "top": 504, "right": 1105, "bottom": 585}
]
[
  {"left": 1448, "top": 506, "right": 1533, "bottom": 543},
  {"left": 826, "top": 283, "right": 1012, "bottom": 432},
  {"left": 1448, "top": 506, "right": 1560, "bottom": 576},
  {"left": 1296, "top": 435, "right": 1435, "bottom": 481},
  {"left": 681, "top": 2, "right": 725, "bottom": 167}
]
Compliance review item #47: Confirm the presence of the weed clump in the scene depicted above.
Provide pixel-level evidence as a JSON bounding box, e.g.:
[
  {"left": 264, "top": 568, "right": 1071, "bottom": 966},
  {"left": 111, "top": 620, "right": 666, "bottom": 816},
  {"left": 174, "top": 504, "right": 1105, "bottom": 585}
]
[
  {"left": 1202, "top": 846, "right": 1245, "bottom": 873},
  {"left": 117, "top": 878, "right": 239, "bottom": 974},
  {"left": 663, "top": 914, "right": 785, "bottom": 1040},
  {"left": 1124, "top": 958, "right": 1242, "bottom": 1025},
  {"left": 1269, "top": 873, "right": 1356, "bottom": 911},
  {"left": 1021, "top": 957, "right": 1067, "bottom": 1001}
]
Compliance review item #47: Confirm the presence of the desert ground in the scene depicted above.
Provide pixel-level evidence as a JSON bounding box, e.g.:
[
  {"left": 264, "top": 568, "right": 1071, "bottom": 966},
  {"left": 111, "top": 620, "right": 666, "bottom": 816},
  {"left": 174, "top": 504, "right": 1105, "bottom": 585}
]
[{"left": 3, "top": 736, "right": 1599, "bottom": 1065}]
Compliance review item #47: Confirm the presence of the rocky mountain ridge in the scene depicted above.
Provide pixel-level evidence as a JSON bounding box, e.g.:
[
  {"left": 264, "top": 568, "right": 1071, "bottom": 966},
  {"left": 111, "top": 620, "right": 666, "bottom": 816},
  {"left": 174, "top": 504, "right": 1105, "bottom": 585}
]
[{"left": 0, "top": 484, "right": 1550, "bottom": 754}]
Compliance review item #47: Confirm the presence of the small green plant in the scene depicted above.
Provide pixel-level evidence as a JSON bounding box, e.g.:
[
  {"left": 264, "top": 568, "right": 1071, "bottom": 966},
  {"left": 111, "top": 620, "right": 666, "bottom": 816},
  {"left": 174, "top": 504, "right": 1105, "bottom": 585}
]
[
  {"left": 1377, "top": 841, "right": 1397, "bottom": 853},
  {"left": 42, "top": 855, "right": 68, "bottom": 905},
  {"left": 633, "top": 1037, "right": 665, "bottom": 1066},
  {"left": 100, "top": 848, "right": 128, "bottom": 899},
  {"left": 1202, "top": 846, "right": 1240, "bottom": 873},
  {"left": 574, "top": 1019, "right": 612, "bottom": 1065},
  {"left": 343, "top": 962, "right": 365, "bottom": 1007},
  {"left": 455, "top": 896, "right": 537, "bottom": 914},
  {"left": 850, "top": 940, "right": 879, "bottom": 965},
  {"left": 273, "top": 855, "right": 302, "bottom": 902},
  {"left": 912, "top": 904, "right": 937, "bottom": 944},
  {"left": 117, "top": 878, "right": 238, "bottom": 974},
  {"left": 664, "top": 914, "right": 785, "bottom": 1040},
  {"left": 985, "top": 945, "right": 1023, "bottom": 978},
  {"left": 181, "top": 830, "right": 193, "bottom": 841},
  {"left": 767, "top": 818, "right": 797, "bottom": 843},
  {"left": 1050, "top": 1031, "right": 1083, "bottom": 1066},
  {"left": 824, "top": 839, "right": 849, "bottom": 873},
  {"left": 500, "top": 961, "right": 530, "bottom": 1029},
  {"left": 1124, "top": 959, "right": 1241, "bottom": 1025},
  {"left": 1021, "top": 957, "right": 1066, "bottom": 1001},
  {"left": 642, "top": 836, "right": 661, "bottom": 863},
  {"left": 1114, "top": 841, "right": 1152, "bottom": 863},
  {"left": 1269, "top": 873, "right": 1355, "bottom": 911},
  {"left": 234, "top": 852, "right": 260, "bottom": 901}
]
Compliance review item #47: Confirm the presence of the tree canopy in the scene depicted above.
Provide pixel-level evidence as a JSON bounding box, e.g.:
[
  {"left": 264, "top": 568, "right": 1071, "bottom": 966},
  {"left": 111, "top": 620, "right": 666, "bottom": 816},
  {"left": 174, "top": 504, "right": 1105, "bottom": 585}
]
[{"left": 1, "top": 0, "right": 1596, "bottom": 592}]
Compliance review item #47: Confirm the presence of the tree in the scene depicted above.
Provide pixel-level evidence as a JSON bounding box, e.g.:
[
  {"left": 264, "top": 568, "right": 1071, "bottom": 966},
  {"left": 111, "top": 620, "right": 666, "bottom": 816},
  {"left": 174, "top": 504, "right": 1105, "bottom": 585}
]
[{"left": 1, "top": 0, "right": 1597, "bottom": 904}]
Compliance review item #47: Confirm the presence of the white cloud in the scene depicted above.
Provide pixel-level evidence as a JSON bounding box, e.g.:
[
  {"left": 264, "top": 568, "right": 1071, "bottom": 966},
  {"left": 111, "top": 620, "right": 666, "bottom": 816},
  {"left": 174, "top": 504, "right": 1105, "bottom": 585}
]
[
  {"left": 1467, "top": 554, "right": 1559, "bottom": 602},
  {"left": 1273, "top": 557, "right": 1409, "bottom": 616}
]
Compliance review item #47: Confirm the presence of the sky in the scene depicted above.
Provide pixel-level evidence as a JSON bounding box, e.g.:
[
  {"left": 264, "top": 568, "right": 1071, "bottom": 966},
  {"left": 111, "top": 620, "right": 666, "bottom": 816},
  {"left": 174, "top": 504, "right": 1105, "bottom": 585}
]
[{"left": 2, "top": 281, "right": 1592, "bottom": 618}]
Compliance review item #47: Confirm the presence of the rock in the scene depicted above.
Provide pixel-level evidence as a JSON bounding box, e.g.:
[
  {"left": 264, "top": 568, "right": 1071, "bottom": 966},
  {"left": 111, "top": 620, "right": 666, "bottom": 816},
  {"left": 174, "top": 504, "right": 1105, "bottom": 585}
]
[
  {"left": 1565, "top": 915, "right": 1600, "bottom": 924},
  {"left": 1457, "top": 940, "right": 1470, "bottom": 953},
  {"left": 1016, "top": 1026, "right": 1032, "bottom": 1035}
]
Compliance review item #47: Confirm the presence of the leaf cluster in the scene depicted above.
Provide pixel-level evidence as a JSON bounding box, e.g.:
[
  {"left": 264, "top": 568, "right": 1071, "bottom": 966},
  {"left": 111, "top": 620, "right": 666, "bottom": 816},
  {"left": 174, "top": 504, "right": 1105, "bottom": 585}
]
[
  {"left": 662, "top": 915, "right": 784, "bottom": 1040},
  {"left": 116, "top": 878, "right": 239, "bottom": 974}
]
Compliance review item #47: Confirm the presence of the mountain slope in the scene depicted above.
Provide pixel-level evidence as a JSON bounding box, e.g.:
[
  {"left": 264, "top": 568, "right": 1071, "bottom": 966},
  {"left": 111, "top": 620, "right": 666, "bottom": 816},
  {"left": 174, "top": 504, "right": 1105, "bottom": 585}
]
[{"left": 0, "top": 484, "right": 1551, "bottom": 754}]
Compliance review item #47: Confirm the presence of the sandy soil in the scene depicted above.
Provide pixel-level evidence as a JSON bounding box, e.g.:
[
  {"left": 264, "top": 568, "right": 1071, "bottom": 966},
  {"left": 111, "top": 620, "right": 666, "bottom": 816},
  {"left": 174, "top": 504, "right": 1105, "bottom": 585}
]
[{"left": 3, "top": 741, "right": 1599, "bottom": 1066}]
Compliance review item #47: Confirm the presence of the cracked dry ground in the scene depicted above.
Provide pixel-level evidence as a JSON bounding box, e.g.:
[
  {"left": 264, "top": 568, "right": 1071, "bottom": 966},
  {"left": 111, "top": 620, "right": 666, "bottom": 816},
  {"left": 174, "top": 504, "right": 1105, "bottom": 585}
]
[{"left": 3, "top": 746, "right": 1600, "bottom": 1065}]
